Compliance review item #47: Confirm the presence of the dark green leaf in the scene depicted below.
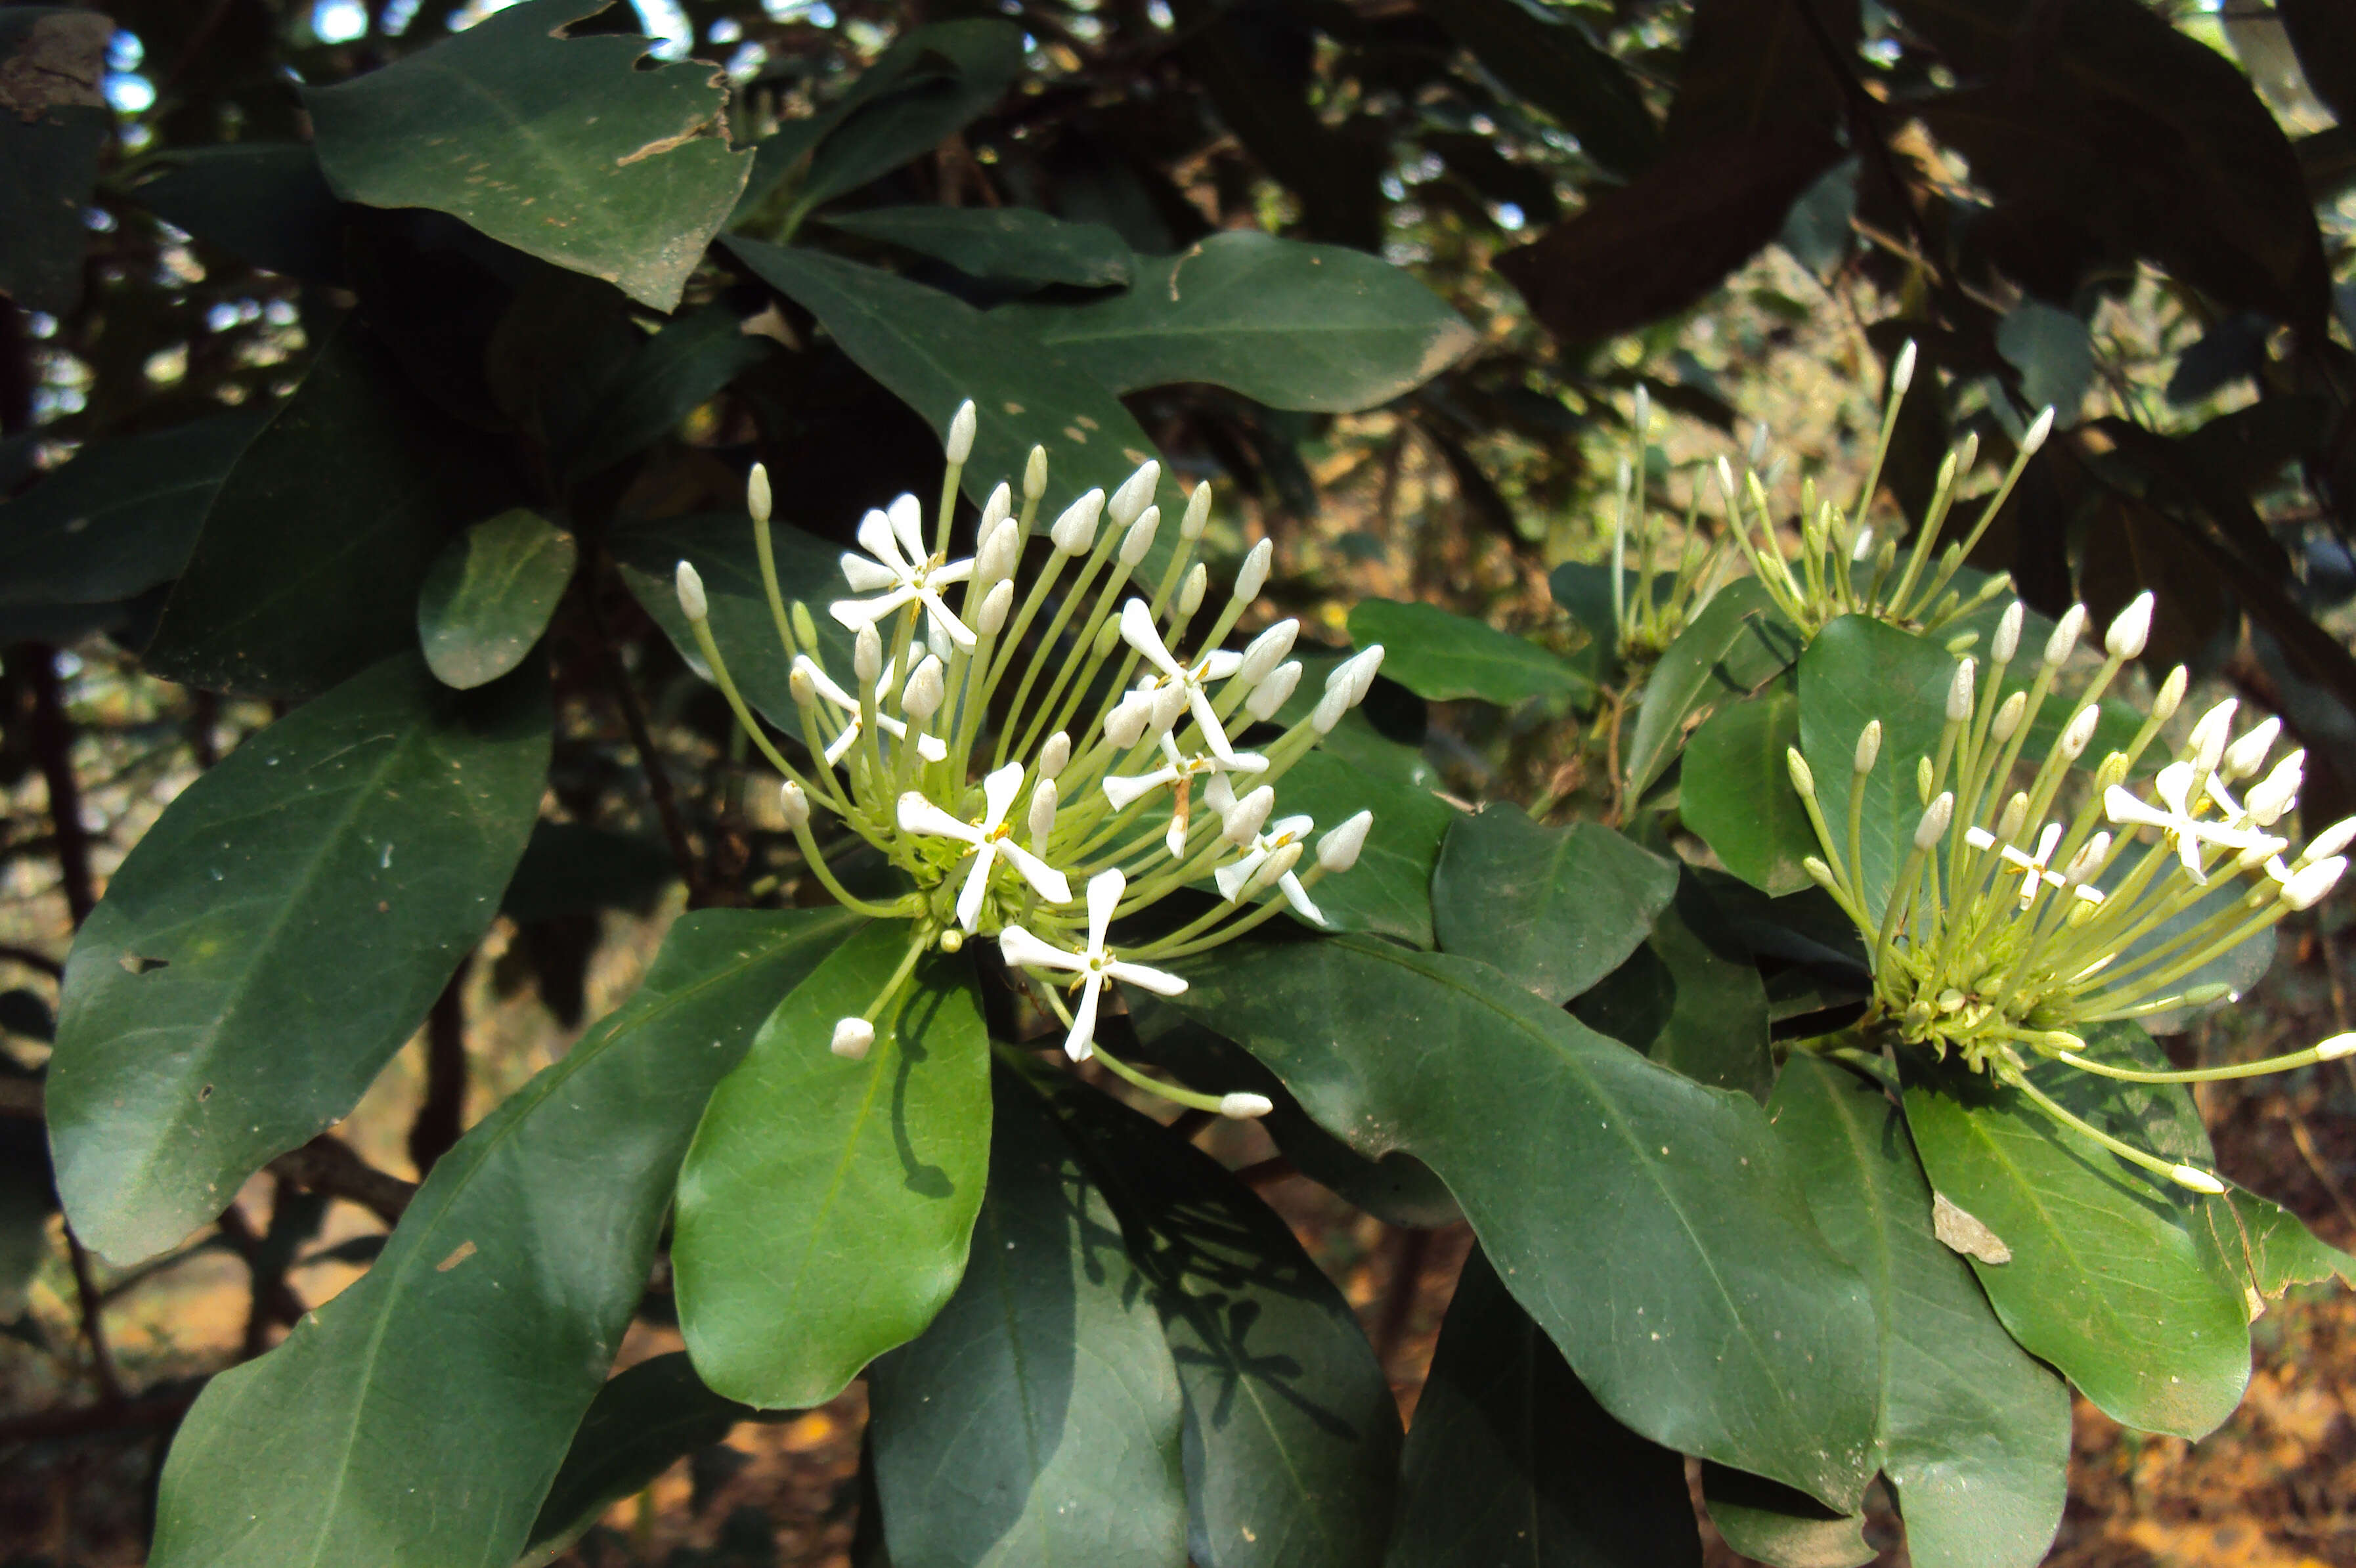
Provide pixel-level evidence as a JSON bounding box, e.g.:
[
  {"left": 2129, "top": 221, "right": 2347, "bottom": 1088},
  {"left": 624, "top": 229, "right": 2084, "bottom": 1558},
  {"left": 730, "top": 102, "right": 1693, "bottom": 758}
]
[
  {"left": 303, "top": 0, "right": 753, "bottom": 311},
  {"left": 1699, "top": 1464, "right": 1871, "bottom": 1568},
  {"left": 561, "top": 303, "right": 773, "bottom": 482},
  {"left": 1771, "top": 1057, "right": 2070, "bottom": 1568},
  {"left": 416, "top": 508, "right": 576, "bottom": 689},
  {"left": 823, "top": 206, "right": 1133, "bottom": 288},
  {"left": 0, "top": 413, "right": 267, "bottom": 609},
  {"left": 1255, "top": 743, "right": 1454, "bottom": 949},
  {"left": 150, "top": 909, "right": 852, "bottom": 1568},
  {"left": 792, "top": 22, "right": 1024, "bottom": 219},
  {"left": 674, "top": 923, "right": 992, "bottom": 1408},
  {"left": 1573, "top": 871, "right": 1774, "bottom": 1103},
  {"left": 1166, "top": 938, "right": 1880, "bottom": 1510},
  {"left": 50, "top": 655, "right": 550, "bottom": 1264},
  {"left": 1384, "top": 1242, "right": 1699, "bottom": 1568},
  {"left": 1683, "top": 666, "right": 1813, "bottom": 896},
  {"left": 1793, "top": 616, "right": 1953, "bottom": 924},
  {"left": 995, "top": 232, "right": 1476, "bottom": 414},
  {"left": 126, "top": 143, "right": 346, "bottom": 283},
  {"left": 1422, "top": 0, "right": 1659, "bottom": 177},
  {"left": 1995, "top": 301, "right": 2095, "bottom": 420},
  {"left": 869, "top": 1066, "right": 1187, "bottom": 1568},
  {"left": 1623, "top": 577, "right": 1789, "bottom": 802},
  {"left": 145, "top": 320, "right": 523, "bottom": 699},
  {"left": 1429, "top": 804, "right": 1678, "bottom": 1005},
  {"left": 0, "top": 10, "right": 110, "bottom": 315},
  {"left": 727, "top": 238, "right": 1161, "bottom": 525},
  {"left": 1902, "top": 1035, "right": 2250, "bottom": 1439},
  {"left": 521, "top": 1353, "right": 762, "bottom": 1567},
  {"left": 501, "top": 821, "right": 678, "bottom": 925},
  {"left": 1344, "top": 599, "right": 1586, "bottom": 706},
  {"left": 1045, "top": 1070, "right": 1403, "bottom": 1568}
]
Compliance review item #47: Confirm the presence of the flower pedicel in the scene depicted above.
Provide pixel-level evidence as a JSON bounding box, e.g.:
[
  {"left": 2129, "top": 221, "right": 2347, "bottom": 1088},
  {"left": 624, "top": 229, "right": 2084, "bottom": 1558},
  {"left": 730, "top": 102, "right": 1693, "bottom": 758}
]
[{"left": 674, "top": 402, "right": 1378, "bottom": 1118}]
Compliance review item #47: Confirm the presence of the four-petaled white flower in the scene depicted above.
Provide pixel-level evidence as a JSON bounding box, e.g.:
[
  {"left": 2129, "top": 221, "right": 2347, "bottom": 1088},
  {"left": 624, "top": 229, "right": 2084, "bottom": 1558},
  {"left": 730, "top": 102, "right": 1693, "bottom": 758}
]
[
  {"left": 831, "top": 493, "right": 978, "bottom": 649},
  {"left": 899, "top": 762, "right": 1074, "bottom": 931},
  {"left": 2105, "top": 761, "right": 2281, "bottom": 884},
  {"left": 1965, "top": 821, "right": 2105, "bottom": 909},
  {"left": 1120, "top": 599, "right": 1246, "bottom": 762},
  {"left": 1102, "top": 732, "right": 1269, "bottom": 856},
  {"left": 999, "top": 869, "right": 1188, "bottom": 1060},
  {"left": 1214, "top": 815, "right": 1326, "bottom": 925},
  {"left": 795, "top": 654, "right": 948, "bottom": 767}
]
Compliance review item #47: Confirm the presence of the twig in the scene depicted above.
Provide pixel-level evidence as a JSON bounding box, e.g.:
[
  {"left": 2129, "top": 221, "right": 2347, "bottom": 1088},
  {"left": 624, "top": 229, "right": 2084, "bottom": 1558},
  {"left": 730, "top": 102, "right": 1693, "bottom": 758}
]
[
  {"left": 587, "top": 550, "right": 708, "bottom": 907},
  {"left": 1374, "top": 1226, "right": 1435, "bottom": 1374},
  {"left": 20, "top": 643, "right": 95, "bottom": 925},
  {"left": 1781, "top": 0, "right": 1944, "bottom": 287},
  {"left": 0, "top": 1391, "right": 198, "bottom": 1447},
  {"left": 1165, "top": 1108, "right": 1216, "bottom": 1145},
  {"left": 213, "top": 1196, "right": 307, "bottom": 1362},
  {"left": 2284, "top": 1112, "right": 2356, "bottom": 1238},
  {"left": 64, "top": 1233, "right": 123, "bottom": 1405},
  {"left": 0, "top": 944, "right": 62, "bottom": 978},
  {"left": 1231, "top": 1154, "right": 1296, "bottom": 1189},
  {"left": 408, "top": 954, "right": 471, "bottom": 1177},
  {"left": 264, "top": 1135, "right": 416, "bottom": 1227}
]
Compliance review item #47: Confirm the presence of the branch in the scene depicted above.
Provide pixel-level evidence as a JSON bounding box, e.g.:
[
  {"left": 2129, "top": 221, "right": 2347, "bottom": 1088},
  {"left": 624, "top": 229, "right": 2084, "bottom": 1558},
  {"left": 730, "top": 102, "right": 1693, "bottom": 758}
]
[
  {"left": 586, "top": 549, "right": 709, "bottom": 907},
  {"left": 0, "top": 1389, "right": 198, "bottom": 1447},
  {"left": 0, "top": 943, "right": 61, "bottom": 978},
  {"left": 65, "top": 1231, "right": 123, "bottom": 1404},
  {"left": 407, "top": 954, "right": 471, "bottom": 1177},
  {"left": 19, "top": 642, "right": 95, "bottom": 925},
  {"left": 265, "top": 1135, "right": 416, "bottom": 1228}
]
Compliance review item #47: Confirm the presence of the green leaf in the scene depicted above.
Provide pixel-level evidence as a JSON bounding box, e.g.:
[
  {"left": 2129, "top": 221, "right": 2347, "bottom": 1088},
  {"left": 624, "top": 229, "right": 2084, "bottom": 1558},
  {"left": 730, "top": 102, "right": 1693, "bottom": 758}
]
[
  {"left": 1343, "top": 599, "right": 1587, "bottom": 706},
  {"left": 0, "top": 412, "right": 267, "bottom": 609},
  {"left": 1257, "top": 743, "right": 1454, "bottom": 949},
  {"left": 823, "top": 206, "right": 1133, "bottom": 288},
  {"left": 613, "top": 510, "right": 853, "bottom": 747},
  {"left": 1623, "top": 578, "right": 1792, "bottom": 803},
  {"left": 1384, "top": 1242, "right": 1700, "bottom": 1568},
  {"left": 1793, "top": 616, "right": 1954, "bottom": 924},
  {"left": 0, "top": 10, "right": 111, "bottom": 315},
  {"left": 2198, "top": 1185, "right": 2356, "bottom": 1309},
  {"left": 1429, "top": 804, "right": 1679, "bottom": 1005},
  {"left": 1420, "top": 0, "right": 1659, "bottom": 177},
  {"left": 150, "top": 909, "right": 851, "bottom": 1568},
  {"left": 994, "top": 232, "right": 1477, "bottom": 414},
  {"left": 1770, "top": 1058, "right": 2070, "bottom": 1568},
  {"left": 792, "top": 22, "right": 1024, "bottom": 219},
  {"left": 1573, "top": 871, "right": 1774, "bottom": 1103},
  {"left": 144, "top": 320, "right": 522, "bottom": 699},
  {"left": 1166, "top": 938, "right": 1881, "bottom": 1510},
  {"left": 1683, "top": 666, "right": 1814, "bottom": 897},
  {"left": 869, "top": 1066, "right": 1188, "bottom": 1568},
  {"left": 521, "top": 1353, "right": 762, "bottom": 1567},
  {"left": 1699, "top": 1464, "right": 1872, "bottom": 1568},
  {"left": 50, "top": 655, "right": 550, "bottom": 1265},
  {"left": 1044, "top": 1070, "right": 1403, "bottom": 1568},
  {"left": 303, "top": 0, "right": 753, "bottom": 311},
  {"left": 1902, "top": 1041, "right": 2250, "bottom": 1440},
  {"left": 727, "top": 238, "right": 1161, "bottom": 525},
  {"left": 416, "top": 508, "right": 576, "bottom": 689},
  {"left": 559, "top": 303, "right": 773, "bottom": 482},
  {"left": 126, "top": 143, "right": 346, "bottom": 284},
  {"left": 1996, "top": 301, "right": 2095, "bottom": 420},
  {"left": 674, "top": 923, "right": 991, "bottom": 1408},
  {"left": 1547, "top": 562, "right": 1663, "bottom": 687}
]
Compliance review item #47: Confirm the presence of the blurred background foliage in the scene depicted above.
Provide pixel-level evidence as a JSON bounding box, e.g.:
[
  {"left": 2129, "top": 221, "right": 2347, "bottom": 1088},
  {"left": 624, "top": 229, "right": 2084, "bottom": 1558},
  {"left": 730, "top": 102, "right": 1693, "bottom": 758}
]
[{"left": 9, "top": 0, "right": 2356, "bottom": 1561}]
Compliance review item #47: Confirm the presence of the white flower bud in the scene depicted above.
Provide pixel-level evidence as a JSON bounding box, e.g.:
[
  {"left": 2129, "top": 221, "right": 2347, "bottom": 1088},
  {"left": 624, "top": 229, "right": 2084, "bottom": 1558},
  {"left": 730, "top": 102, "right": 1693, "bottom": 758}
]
[
  {"left": 1051, "top": 489, "right": 1105, "bottom": 555},
  {"left": 1108, "top": 460, "right": 1160, "bottom": 529},
  {"left": 831, "top": 1017, "right": 875, "bottom": 1060},
  {"left": 2059, "top": 702, "right": 2100, "bottom": 760},
  {"left": 1850, "top": 525, "right": 1875, "bottom": 563},
  {"left": 978, "top": 480, "right": 1011, "bottom": 536},
  {"left": 1332, "top": 645, "right": 1385, "bottom": 705},
  {"left": 2169, "top": 1164, "right": 2225, "bottom": 1196},
  {"left": 1787, "top": 748, "right": 1816, "bottom": 798},
  {"left": 1181, "top": 481, "right": 1211, "bottom": 540},
  {"left": 675, "top": 560, "right": 709, "bottom": 622},
  {"left": 2304, "top": 817, "right": 2356, "bottom": 863},
  {"left": 1039, "top": 731, "right": 1071, "bottom": 780},
  {"left": 1946, "top": 658, "right": 1977, "bottom": 723},
  {"left": 1714, "top": 454, "right": 1738, "bottom": 507},
  {"left": 2044, "top": 605, "right": 2086, "bottom": 667},
  {"left": 1993, "top": 601, "right": 2024, "bottom": 663},
  {"left": 1028, "top": 778, "right": 1058, "bottom": 845},
  {"left": 2246, "top": 752, "right": 2302, "bottom": 826},
  {"left": 791, "top": 600, "right": 819, "bottom": 647},
  {"left": 1310, "top": 684, "right": 1351, "bottom": 735},
  {"left": 854, "top": 624, "right": 883, "bottom": 686},
  {"left": 902, "top": 654, "right": 945, "bottom": 724},
  {"left": 1319, "top": 809, "right": 1372, "bottom": 873},
  {"left": 1238, "top": 619, "right": 1299, "bottom": 687},
  {"left": 2317, "top": 1034, "right": 2356, "bottom": 1062},
  {"left": 1178, "top": 563, "right": 1208, "bottom": 617},
  {"left": 1996, "top": 791, "right": 2029, "bottom": 841},
  {"left": 1854, "top": 720, "right": 1881, "bottom": 774},
  {"left": 1246, "top": 661, "right": 1302, "bottom": 722},
  {"left": 1223, "top": 785, "right": 1275, "bottom": 845},
  {"left": 966, "top": 580, "right": 1011, "bottom": 638},
  {"left": 2022, "top": 406, "right": 2056, "bottom": 456},
  {"left": 1104, "top": 691, "right": 1151, "bottom": 749},
  {"left": 1917, "top": 792, "right": 1954, "bottom": 849},
  {"left": 1632, "top": 383, "right": 1650, "bottom": 435},
  {"left": 789, "top": 664, "right": 817, "bottom": 705},
  {"left": 1992, "top": 690, "right": 2027, "bottom": 743},
  {"left": 2105, "top": 592, "right": 2153, "bottom": 660},
  {"left": 1891, "top": 339, "right": 1918, "bottom": 395},
  {"left": 747, "top": 463, "right": 772, "bottom": 525},
  {"left": 779, "top": 779, "right": 810, "bottom": 830},
  {"left": 2223, "top": 716, "right": 2280, "bottom": 781},
  {"left": 977, "top": 514, "right": 1022, "bottom": 586},
  {"left": 2282, "top": 856, "right": 2346, "bottom": 910},
  {"left": 2152, "top": 665, "right": 2187, "bottom": 724},
  {"left": 1024, "top": 444, "right": 1050, "bottom": 500},
  {"left": 2188, "top": 699, "right": 2236, "bottom": 778},
  {"left": 946, "top": 399, "right": 976, "bottom": 464},
  {"left": 1220, "top": 1091, "right": 1273, "bottom": 1120},
  {"left": 2064, "top": 831, "right": 2110, "bottom": 884},
  {"left": 1120, "top": 506, "right": 1160, "bottom": 568},
  {"left": 1234, "top": 538, "right": 1273, "bottom": 604}
]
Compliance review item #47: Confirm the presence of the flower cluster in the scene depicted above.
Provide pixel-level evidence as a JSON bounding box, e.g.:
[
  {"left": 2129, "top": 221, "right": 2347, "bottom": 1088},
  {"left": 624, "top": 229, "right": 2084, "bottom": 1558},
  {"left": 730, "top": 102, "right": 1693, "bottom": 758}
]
[
  {"left": 673, "top": 401, "right": 1379, "bottom": 1118},
  {"left": 1789, "top": 590, "right": 2355, "bottom": 1194}
]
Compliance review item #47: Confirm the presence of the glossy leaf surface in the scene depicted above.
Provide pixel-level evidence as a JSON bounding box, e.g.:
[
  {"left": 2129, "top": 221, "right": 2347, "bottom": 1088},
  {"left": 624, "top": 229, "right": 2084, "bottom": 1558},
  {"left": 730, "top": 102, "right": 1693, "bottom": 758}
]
[
  {"left": 51, "top": 655, "right": 548, "bottom": 1263},
  {"left": 1429, "top": 804, "right": 1678, "bottom": 1005},
  {"left": 416, "top": 508, "right": 575, "bottom": 689},
  {"left": 674, "top": 923, "right": 991, "bottom": 1408},
  {"left": 1683, "top": 667, "right": 1813, "bottom": 898},
  {"left": 150, "top": 909, "right": 852, "bottom": 1568},
  {"left": 1344, "top": 598, "right": 1587, "bottom": 705},
  {"left": 1572, "top": 872, "right": 1774, "bottom": 1103}
]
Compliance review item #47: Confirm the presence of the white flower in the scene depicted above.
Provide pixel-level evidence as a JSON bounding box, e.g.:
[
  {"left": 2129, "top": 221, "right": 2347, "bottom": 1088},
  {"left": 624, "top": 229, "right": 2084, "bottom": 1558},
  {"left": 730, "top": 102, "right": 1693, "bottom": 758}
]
[
  {"left": 1964, "top": 821, "right": 2104, "bottom": 909},
  {"left": 795, "top": 654, "right": 947, "bottom": 766},
  {"left": 898, "top": 762, "right": 1074, "bottom": 931},
  {"left": 999, "top": 869, "right": 1187, "bottom": 1060},
  {"left": 2104, "top": 761, "right": 2280, "bottom": 884},
  {"left": 1215, "top": 816, "right": 1326, "bottom": 925},
  {"left": 1119, "top": 598, "right": 1248, "bottom": 762},
  {"left": 1102, "top": 733, "right": 1269, "bottom": 857},
  {"left": 830, "top": 493, "right": 978, "bottom": 650}
]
